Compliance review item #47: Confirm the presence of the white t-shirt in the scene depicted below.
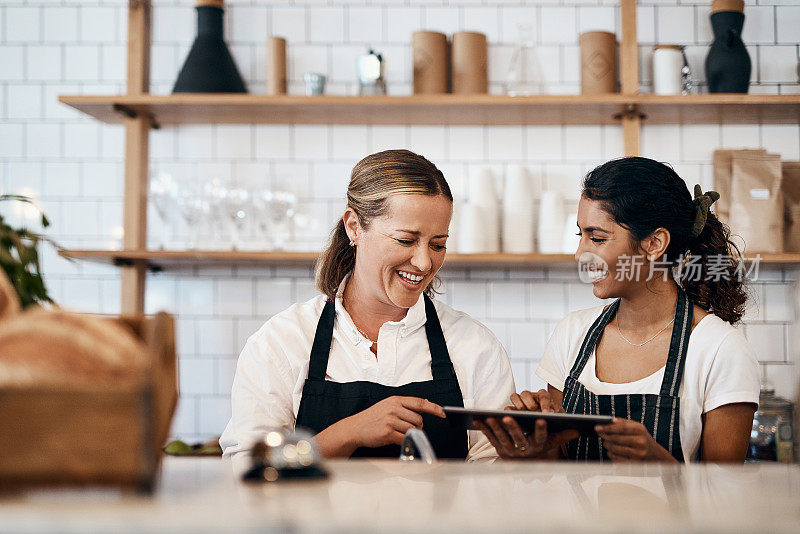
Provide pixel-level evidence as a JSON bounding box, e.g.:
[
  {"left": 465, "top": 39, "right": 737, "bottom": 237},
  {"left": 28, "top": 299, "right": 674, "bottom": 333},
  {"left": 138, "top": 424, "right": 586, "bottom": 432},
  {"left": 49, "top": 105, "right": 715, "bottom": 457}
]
[
  {"left": 536, "top": 305, "right": 760, "bottom": 462},
  {"left": 220, "top": 291, "right": 516, "bottom": 462}
]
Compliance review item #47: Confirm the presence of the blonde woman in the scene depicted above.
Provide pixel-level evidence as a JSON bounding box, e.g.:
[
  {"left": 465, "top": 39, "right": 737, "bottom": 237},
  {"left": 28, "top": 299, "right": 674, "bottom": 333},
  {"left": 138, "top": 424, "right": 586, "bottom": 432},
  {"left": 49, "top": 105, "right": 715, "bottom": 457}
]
[{"left": 221, "top": 150, "right": 515, "bottom": 460}]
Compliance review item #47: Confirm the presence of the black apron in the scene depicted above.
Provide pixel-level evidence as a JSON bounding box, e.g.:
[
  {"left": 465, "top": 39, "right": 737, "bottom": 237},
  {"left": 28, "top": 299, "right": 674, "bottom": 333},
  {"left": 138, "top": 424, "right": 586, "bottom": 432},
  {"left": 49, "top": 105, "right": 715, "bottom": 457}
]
[
  {"left": 562, "top": 288, "right": 693, "bottom": 462},
  {"left": 295, "top": 294, "right": 468, "bottom": 459}
]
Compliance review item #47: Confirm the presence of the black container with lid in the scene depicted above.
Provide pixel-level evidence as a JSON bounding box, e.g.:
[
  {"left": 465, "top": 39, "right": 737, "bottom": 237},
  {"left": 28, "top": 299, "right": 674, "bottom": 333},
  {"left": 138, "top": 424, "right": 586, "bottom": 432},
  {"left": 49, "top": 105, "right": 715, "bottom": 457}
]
[
  {"left": 173, "top": 0, "right": 247, "bottom": 94},
  {"left": 704, "top": 0, "right": 751, "bottom": 93}
]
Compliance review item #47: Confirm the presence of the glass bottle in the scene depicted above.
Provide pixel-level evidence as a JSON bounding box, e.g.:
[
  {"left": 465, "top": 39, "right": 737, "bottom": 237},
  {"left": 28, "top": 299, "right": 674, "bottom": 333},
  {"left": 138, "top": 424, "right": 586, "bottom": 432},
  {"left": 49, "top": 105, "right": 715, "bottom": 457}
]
[
  {"left": 504, "top": 24, "right": 545, "bottom": 96},
  {"left": 747, "top": 374, "right": 795, "bottom": 463}
]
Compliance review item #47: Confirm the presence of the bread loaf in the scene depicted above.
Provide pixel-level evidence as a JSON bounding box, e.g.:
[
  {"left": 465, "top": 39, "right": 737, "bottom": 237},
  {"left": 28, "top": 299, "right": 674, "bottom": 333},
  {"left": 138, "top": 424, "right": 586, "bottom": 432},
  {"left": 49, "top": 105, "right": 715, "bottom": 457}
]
[{"left": 0, "top": 309, "right": 147, "bottom": 388}]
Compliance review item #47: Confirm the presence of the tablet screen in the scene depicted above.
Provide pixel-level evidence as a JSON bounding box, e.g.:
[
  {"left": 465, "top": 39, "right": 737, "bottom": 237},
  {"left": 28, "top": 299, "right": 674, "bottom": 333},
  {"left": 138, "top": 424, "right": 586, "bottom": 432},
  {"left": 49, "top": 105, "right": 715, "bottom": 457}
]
[{"left": 444, "top": 406, "right": 612, "bottom": 436}]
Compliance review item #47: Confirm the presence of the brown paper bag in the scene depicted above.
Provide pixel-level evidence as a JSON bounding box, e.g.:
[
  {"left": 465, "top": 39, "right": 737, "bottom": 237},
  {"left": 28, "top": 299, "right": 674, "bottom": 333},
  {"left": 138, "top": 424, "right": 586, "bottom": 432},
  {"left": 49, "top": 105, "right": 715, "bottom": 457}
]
[
  {"left": 782, "top": 162, "right": 800, "bottom": 252},
  {"left": 713, "top": 149, "right": 767, "bottom": 224},
  {"left": 729, "top": 153, "right": 783, "bottom": 253}
]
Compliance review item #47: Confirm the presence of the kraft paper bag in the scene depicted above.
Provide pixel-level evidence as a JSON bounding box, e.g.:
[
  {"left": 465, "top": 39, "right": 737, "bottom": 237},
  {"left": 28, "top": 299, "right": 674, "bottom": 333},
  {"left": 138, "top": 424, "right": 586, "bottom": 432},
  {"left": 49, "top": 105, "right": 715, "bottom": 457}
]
[
  {"left": 782, "top": 162, "right": 800, "bottom": 253},
  {"left": 713, "top": 148, "right": 767, "bottom": 225},
  {"left": 729, "top": 153, "right": 783, "bottom": 254}
]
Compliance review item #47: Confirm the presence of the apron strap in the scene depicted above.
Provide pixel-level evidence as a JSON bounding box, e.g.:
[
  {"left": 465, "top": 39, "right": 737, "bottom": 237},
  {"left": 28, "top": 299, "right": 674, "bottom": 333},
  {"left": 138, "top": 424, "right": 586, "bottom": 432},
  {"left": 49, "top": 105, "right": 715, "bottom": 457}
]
[
  {"left": 568, "top": 300, "right": 620, "bottom": 380},
  {"left": 307, "top": 298, "right": 335, "bottom": 381},
  {"left": 424, "top": 294, "right": 458, "bottom": 381},
  {"left": 658, "top": 288, "right": 693, "bottom": 398},
  {"left": 307, "top": 295, "right": 457, "bottom": 382}
]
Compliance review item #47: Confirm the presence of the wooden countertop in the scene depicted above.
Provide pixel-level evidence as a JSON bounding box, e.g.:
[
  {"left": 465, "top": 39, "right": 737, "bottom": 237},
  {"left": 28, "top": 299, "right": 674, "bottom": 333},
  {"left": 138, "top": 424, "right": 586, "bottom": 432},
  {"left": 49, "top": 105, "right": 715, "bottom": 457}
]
[{"left": 1, "top": 458, "right": 799, "bottom": 533}]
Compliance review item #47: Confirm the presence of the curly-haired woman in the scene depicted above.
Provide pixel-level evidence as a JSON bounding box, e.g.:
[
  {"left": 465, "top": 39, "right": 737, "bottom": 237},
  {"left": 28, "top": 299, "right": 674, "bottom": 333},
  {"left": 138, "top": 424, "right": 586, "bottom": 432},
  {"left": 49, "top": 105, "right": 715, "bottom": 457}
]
[{"left": 478, "top": 157, "right": 759, "bottom": 463}]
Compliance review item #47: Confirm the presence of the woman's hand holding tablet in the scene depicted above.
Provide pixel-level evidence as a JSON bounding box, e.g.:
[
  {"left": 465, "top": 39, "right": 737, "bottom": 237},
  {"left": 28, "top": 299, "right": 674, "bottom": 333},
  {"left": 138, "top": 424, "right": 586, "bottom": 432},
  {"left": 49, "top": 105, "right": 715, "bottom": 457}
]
[
  {"left": 595, "top": 418, "right": 678, "bottom": 462},
  {"left": 473, "top": 389, "right": 580, "bottom": 460}
]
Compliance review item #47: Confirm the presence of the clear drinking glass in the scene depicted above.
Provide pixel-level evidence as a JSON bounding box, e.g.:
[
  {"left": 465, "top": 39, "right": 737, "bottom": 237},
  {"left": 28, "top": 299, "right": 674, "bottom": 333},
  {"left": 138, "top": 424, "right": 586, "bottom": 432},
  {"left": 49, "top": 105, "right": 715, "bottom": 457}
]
[
  {"left": 149, "top": 171, "right": 179, "bottom": 249},
  {"left": 225, "top": 185, "right": 252, "bottom": 250},
  {"left": 202, "top": 178, "right": 231, "bottom": 250},
  {"left": 270, "top": 190, "right": 297, "bottom": 250},
  {"left": 254, "top": 189, "right": 297, "bottom": 251},
  {"left": 175, "top": 179, "right": 206, "bottom": 250},
  {"left": 505, "top": 24, "right": 545, "bottom": 96}
]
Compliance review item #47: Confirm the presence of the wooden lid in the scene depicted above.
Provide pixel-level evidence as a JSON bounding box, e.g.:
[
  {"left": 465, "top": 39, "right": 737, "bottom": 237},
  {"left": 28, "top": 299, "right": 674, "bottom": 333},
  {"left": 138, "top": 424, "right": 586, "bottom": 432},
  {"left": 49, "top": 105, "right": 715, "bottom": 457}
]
[
  {"left": 196, "top": 0, "right": 224, "bottom": 8},
  {"left": 452, "top": 31, "right": 487, "bottom": 40},
  {"left": 579, "top": 31, "right": 615, "bottom": 38},
  {"left": 654, "top": 44, "right": 682, "bottom": 51},
  {"left": 711, "top": 0, "right": 744, "bottom": 14},
  {"left": 413, "top": 30, "right": 447, "bottom": 38}
]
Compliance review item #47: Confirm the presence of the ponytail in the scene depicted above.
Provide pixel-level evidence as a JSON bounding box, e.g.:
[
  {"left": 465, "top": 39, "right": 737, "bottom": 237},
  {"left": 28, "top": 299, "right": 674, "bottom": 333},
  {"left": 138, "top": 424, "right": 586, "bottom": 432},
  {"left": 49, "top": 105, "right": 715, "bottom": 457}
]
[
  {"left": 315, "top": 220, "right": 355, "bottom": 301},
  {"left": 680, "top": 212, "right": 747, "bottom": 324}
]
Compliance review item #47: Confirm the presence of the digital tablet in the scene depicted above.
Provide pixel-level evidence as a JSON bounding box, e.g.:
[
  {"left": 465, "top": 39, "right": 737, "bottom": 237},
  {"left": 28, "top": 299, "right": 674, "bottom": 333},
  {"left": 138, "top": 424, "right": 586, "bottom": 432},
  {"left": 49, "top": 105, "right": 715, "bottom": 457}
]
[{"left": 444, "top": 406, "right": 612, "bottom": 436}]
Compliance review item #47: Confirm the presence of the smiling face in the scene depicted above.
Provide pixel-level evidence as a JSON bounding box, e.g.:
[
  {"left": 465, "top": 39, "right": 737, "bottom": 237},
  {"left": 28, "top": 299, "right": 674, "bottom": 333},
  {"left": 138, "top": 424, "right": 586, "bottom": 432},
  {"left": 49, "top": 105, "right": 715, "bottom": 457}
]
[
  {"left": 575, "top": 196, "right": 643, "bottom": 300},
  {"left": 345, "top": 193, "right": 452, "bottom": 312}
]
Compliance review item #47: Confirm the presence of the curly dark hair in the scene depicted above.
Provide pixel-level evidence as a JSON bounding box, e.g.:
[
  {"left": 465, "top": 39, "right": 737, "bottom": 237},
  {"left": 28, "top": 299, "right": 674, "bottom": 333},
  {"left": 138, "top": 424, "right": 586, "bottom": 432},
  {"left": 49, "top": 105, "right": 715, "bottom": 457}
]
[{"left": 582, "top": 157, "right": 747, "bottom": 324}]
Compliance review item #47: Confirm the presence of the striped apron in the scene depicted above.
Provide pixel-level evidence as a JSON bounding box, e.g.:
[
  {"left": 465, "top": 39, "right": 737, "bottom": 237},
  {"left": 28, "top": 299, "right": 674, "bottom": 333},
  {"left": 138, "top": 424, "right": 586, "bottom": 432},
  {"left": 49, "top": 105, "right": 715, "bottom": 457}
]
[{"left": 562, "top": 288, "right": 693, "bottom": 462}]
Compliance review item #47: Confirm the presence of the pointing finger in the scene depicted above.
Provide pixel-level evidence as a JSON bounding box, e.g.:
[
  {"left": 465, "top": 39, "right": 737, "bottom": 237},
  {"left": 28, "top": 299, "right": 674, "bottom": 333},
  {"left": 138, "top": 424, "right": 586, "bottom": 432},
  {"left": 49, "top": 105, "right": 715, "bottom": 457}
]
[{"left": 402, "top": 397, "right": 445, "bottom": 418}]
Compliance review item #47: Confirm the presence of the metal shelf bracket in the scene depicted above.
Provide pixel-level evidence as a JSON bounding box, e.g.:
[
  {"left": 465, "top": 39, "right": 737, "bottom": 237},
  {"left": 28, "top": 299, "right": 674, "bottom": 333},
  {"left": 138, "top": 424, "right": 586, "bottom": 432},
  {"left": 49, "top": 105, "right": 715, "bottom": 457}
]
[
  {"left": 613, "top": 103, "right": 647, "bottom": 121},
  {"left": 112, "top": 103, "right": 161, "bottom": 129}
]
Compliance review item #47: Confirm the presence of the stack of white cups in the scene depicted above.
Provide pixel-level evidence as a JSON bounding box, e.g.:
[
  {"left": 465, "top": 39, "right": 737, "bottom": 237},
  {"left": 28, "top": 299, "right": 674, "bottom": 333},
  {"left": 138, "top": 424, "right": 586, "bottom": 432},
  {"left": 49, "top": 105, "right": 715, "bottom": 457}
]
[
  {"left": 448, "top": 196, "right": 462, "bottom": 253},
  {"left": 561, "top": 212, "right": 580, "bottom": 254},
  {"left": 458, "top": 169, "right": 500, "bottom": 253},
  {"left": 538, "top": 190, "right": 566, "bottom": 254},
  {"left": 502, "top": 166, "right": 536, "bottom": 253}
]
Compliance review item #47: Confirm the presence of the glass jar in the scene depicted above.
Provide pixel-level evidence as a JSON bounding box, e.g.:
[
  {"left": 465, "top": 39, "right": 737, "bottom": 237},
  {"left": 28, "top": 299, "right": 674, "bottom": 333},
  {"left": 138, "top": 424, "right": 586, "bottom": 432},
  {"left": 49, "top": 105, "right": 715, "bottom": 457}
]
[
  {"left": 504, "top": 25, "right": 544, "bottom": 96},
  {"left": 747, "top": 386, "right": 794, "bottom": 463}
]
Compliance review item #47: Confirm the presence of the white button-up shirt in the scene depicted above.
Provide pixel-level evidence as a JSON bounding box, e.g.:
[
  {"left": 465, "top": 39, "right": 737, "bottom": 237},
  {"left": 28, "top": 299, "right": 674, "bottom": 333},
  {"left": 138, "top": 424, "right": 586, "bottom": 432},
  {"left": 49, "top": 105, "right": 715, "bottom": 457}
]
[{"left": 220, "top": 288, "right": 516, "bottom": 462}]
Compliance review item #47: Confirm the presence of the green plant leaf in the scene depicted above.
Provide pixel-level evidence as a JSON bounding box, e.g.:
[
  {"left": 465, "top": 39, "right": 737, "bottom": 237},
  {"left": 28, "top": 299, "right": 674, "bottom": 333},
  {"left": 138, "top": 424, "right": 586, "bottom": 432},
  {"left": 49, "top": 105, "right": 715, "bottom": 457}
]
[{"left": 0, "top": 196, "right": 58, "bottom": 308}]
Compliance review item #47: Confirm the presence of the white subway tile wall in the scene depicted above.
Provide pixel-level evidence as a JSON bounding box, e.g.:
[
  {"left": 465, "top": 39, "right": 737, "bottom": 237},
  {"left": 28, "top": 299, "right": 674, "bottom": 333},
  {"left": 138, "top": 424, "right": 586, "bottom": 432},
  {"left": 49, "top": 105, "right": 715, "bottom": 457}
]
[{"left": 3, "top": 0, "right": 799, "bottom": 442}]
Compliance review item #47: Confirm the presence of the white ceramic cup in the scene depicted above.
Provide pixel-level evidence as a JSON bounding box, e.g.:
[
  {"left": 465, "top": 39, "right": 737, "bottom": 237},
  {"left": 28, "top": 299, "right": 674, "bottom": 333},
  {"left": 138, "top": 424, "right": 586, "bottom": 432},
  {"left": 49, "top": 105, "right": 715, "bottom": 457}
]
[
  {"left": 468, "top": 168, "right": 498, "bottom": 208},
  {"left": 538, "top": 190, "right": 566, "bottom": 254},
  {"left": 502, "top": 166, "right": 535, "bottom": 253},
  {"left": 653, "top": 45, "right": 683, "bottom": 95},
  {"left": 458, "top": 202, "right": 499, "bottom": 253}
]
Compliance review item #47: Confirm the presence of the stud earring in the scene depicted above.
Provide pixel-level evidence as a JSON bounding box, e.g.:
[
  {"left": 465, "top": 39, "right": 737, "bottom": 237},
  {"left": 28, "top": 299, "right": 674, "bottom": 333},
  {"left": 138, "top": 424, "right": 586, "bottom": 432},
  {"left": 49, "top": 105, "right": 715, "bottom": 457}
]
[{"left": 349, "top": 240, "right": 355, "bottom": 247}]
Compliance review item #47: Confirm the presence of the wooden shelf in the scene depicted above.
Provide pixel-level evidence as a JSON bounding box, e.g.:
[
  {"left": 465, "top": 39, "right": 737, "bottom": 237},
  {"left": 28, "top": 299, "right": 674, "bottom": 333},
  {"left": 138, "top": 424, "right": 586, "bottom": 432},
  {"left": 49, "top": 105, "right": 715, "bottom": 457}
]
[
  {"left": 634, "top": 94, "right": 800, "bottom": 125},
  {"left": 61, "top": 250, "right": 321, "bottom": 269},
  {"left": 58, "top": 94, "right": 800, "bottom": 127},
  {"left": 59, "top": 249, "right": 800, "bottom": 271},
  {"left": 60, "top": 249, "right": 577, "bottom": 270}
]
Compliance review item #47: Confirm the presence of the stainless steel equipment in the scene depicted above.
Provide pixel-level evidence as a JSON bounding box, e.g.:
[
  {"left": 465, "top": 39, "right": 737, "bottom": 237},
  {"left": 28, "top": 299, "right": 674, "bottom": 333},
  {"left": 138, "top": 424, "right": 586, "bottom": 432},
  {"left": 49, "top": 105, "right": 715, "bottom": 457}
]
[
  {"left": 399, "top": 428, "right": 437, "bottom": 463},
  {"left": 242, "top": 429, "right": 328, "bottom": 482},
  {"left": 747, "top": 385, "right": 794, "bottom": 463}
]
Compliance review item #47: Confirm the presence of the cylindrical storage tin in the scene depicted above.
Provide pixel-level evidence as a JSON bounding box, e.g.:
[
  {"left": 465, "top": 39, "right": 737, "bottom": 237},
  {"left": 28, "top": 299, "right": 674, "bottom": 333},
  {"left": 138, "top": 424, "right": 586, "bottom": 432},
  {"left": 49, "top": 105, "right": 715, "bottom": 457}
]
[
  {"left": 413, "top": 31, "right": 448, "bottom": 94},
  {"left": 653, "top": 45, "right": 684, "bottom": 95},
  {"left": 451, "top": 32, "right": 488, "bottom": 94},
  {"left": 267, "top": 36, "right": 287, "bottom": 95},
  {"left": 579, "top": 31, "right": 618, "bottom": 94}
]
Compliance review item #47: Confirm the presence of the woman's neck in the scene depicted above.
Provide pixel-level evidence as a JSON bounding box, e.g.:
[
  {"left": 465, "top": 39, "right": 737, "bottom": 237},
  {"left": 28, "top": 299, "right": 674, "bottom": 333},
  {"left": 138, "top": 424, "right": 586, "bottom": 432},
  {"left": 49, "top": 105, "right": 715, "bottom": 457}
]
[
  {"left": 615, "top": 278, "right": 679, "bottom": 331},
  {"left": 342, "top": 273, "right": 408, "bottom": 333}
]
